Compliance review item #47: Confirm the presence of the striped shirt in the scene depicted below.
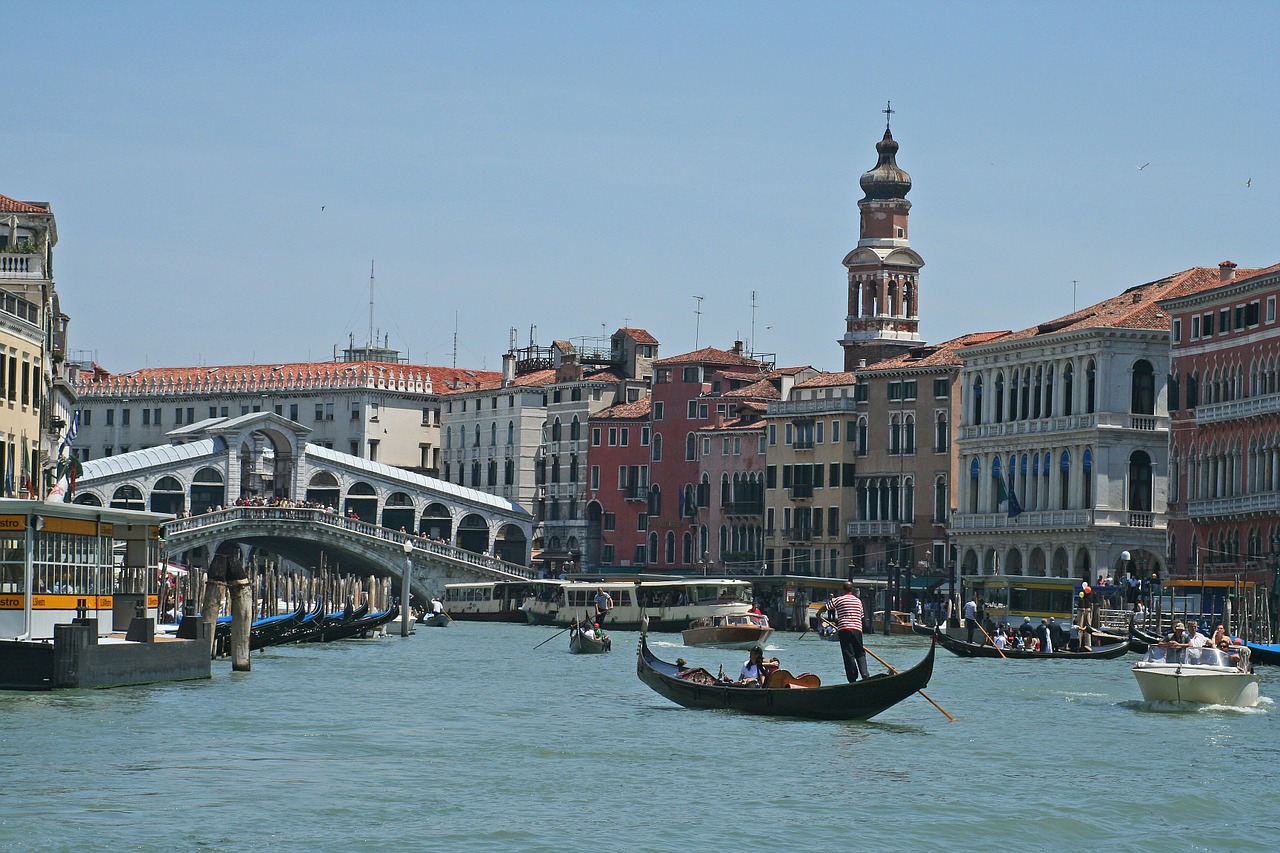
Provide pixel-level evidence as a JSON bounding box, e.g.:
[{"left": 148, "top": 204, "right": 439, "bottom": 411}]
[{"left": 827, "top": 592, "right": 864, "bottom": 633}]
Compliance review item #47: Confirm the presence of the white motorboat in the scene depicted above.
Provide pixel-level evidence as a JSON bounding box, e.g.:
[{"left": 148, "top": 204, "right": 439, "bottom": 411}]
[
  {"left": 1131, "top": 645, "right": 1260, "bottom": 707},
  {"left": 681, "top": 613, "right": 772, "bottom": 650}
]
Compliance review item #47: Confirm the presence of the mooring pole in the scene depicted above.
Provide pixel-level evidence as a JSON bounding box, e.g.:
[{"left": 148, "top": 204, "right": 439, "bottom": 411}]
[{"left": 401, "top": 539, "right": 414, "bottom": 637}]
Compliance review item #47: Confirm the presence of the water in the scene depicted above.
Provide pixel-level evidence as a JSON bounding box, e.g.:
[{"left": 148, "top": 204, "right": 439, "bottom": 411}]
[{"left": 1, "top": 623, "right": 1276, "bottom": 852}]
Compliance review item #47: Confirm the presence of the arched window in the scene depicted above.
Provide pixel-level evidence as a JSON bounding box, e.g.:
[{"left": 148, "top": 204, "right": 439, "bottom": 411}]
[
  {"left": 968, "top": 458, "right": 980, "bottom": 514},
  {"left": 990, "top": 457, "right": 1002, "bottom": 513},
  {"left": 994, "top": 372, "right": 1005, "bottom": 423},
  {"left": 648, "top": 532, "right": 659, "bottom": 564},
  {"left": 720, "top": 473, "right": 730, "bottom": 506},
  {"left": 507, "top": 421, "right": 514, "bottom": 445},
  {"left": 1059, "top": 451, "right": 1071, "bottom": 509},
  {"left": 1086, "top": 360, "right": 1097, "bottom": 414},
  {"left": 972, "top": 375, "right": 984, "bottom": 425},
  {"left": 1033, "top": 367, "right": 1043, "bottom": 418},
  {"left": 570, "top": 416, "right": 580, "bottom": 441},
  {"left": 551, "top": 418, "right": 562, "bottom": 442},
  {"left": 1020, "top": 369, "right": 1031, "bottom": 420},
  {"left": 651, "top": 433, "right": 663, "bottom": 462},
  {"left": 683, "top": 531, "right": 693, "bottom": 564},
  {"left": 1044, "top": 366, "right": 1054, "bottom": 418},
  {"left": 1082, "top": 448, "right": 1093, "bottom": 507},
  {"left": 904, "top": 415, "right": 915, "bottom": 454},
  {"left": 889, "top": 414, "right": 901, "bottom": 454},
  {"left": 473, "top": 424, "right": 481, "bottom": 447},
  {"left": 1131, "top": 359, "right": 1155, "bottom": 415},
  {"left": 857, "top": 417, "right": 868, "bottom": 456},
  {"left": 490, "top": 422, "right": 497, "bottom": 446},
  {"left": 445, "top": 426, "right": 452, "bottom": 449},
  {"left": 665, "top": 531, "right": 676, "bottom": 563},
  {"left": 1129, "top": 450, "right": 1153, "bottom": 512},
  {"left": 1063, "top": 363, "right": 1075, "bottom": 416},
  {"left": 935, "top": 412, "right": 948, "bottom": 452},
  {"left": 568, "top": 455, "right": 579, "bottom": 483},
  {"left": 686, "top": 433, "right": 697, "bottom": 461},
  {"left": 934, "top": 475, "right": 948, "bottom": 523},
  {"left": 903, "top": 477, "right": 914, "bottom": 520}
]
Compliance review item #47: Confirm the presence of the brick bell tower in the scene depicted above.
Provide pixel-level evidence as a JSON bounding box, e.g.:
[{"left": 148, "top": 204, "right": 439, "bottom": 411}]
[{"left": 839, "top": 104, "right": 925, "bottom": 371}]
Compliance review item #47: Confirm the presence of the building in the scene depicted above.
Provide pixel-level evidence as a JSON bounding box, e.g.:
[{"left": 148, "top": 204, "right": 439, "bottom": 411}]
[
  {"left": 583, "top": 396, "right": 652, "bottom": 569},
  {"left": 1, "top": 193, "right": 72, "bottom": 499},
  {"left": 70, "top": 344, "right": 498, "bottom": 490},
  {"left": 844, "top": 332, "right": 1008, "bottom": 580},
  {"left": 438, "top": 328, "right": 657, "bottom": 571},
  {"left": 950, "top": 268, "right": 1233, "bottom": 585},
  {"left": 1160, "top": 261, "right": 1280, "bottom": 580},
  {"left": 839, "top": 120, "right": 924, "bottom": 370}
]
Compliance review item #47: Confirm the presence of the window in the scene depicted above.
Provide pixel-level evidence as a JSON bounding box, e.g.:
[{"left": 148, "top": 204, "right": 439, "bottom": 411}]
[
  {"left": 653, "top": 401, "right": 664, "bottom": 420},
  {"left": 351, "top": 404, "right": 360, "bottom": 420},
  {"left": 685, "top": 433, "right": 696, "bottom": 461},
  {"left": 1218, "top": 308, "right": 1229, "bottom": 334},
  {"left": 82, "top": 409, "right": 91, "bottom": 426},
  {"left": 592, "top": 427, "right": 601, "bottom": 446},
  {"left": 651, "top": 433, "right": 663, "bottom": 461},
  {"left": 641, "top": 427, "right": 650, "bottom": 446},
  {"left": 591, "top": 465, "right": 600, "bottom": 490},
  {"left": 1268, "top": 296, "right": 1277, "bottom": 324},
  {"left": 768, "top": 424, "right": 776, "bottom": 445},
  {"left": 935, "top": 411, "right": 948, "bottom": 452},
  {"left": 105, "top": 409, "right": 114, "bottom": 426},
  {"left": 682, "top": 366, "right": 701, "bottom": 383},
  {"left": 1203, "top": 312, "right": 1214, "bottom": 336},
  {"left": 933, "top": 378, "right": 949, "bottom": 398},
  {"left": 687, "top": 400, "right": 698, "bottom": 419},
  {"left": 603, "top": 512, "right": 615, "bottom": 531},
  {"left": 620, "top": 427, "right": 629, "bottom": 446},
  {"left": 1192, "top": 315, "right": 1201, "bottom": 339},
  {"left": 174, "top": 408, "right": 183, "bottom": 425},
  {"left": 1131, "top": 360, "right": 1155, "bottom": 415},
  {"left": 699, "top": 404, "right": 709, "bottom": 419},
  {"left": 1172, "top": 318, "right": 1182, "bottom": 344},
  {"left": 1246, "top": 301, "right": 1260, "bottom": 326},
  {"left": 702, "top": 437, "right": 711, "bottom": 456},
  {"left": 831, "top": 420, "right": 840, "bottom": 443},
  {"left": 888, "top": 381, "right": 902, "bottom": 401},
  {"left": 142, "top": 409, "right": 150, "bottom": 426},
  {"left": 608, "top": 427, "right": 617, "bottom": 446},
  {"left": 854, "top": 381, "right": 868, "bottom": 403},
  {"left": 903, "top": 380, "right": 917, "bottom": 400}
]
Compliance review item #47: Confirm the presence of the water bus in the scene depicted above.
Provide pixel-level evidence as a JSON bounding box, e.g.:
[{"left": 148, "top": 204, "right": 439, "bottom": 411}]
[
  {"left": 443, "top": 579, "right": 565, "bottom": 623},
  {"left": 526, "top": 578, "right": 756, "bottom": 631}
]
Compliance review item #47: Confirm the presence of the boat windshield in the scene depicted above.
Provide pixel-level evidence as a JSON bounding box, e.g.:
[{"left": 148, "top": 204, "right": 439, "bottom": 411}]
[{"left": 1143, "top": 646, "right": 1234, "bottom": 667}]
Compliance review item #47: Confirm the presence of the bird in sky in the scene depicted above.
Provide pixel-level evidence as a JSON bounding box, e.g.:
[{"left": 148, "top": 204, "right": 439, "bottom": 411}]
[
  {"left": 1246, "top": 178, "right": 1252, "bottom": 188},
  {"left": 1137, "top": 163, "right": 1149, "bottom": 171},
  {"left": 321, "top": 205, "right": 326, "bottom": 211}
]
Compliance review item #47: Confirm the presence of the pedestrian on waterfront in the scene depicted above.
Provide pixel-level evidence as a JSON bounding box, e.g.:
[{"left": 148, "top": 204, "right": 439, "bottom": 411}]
[
  {"left": 826, "top": 581, "right": 869, "bottom": 682},
  {"left": 963, "top": 596, "right": 979, "bottom": 643},
  {"left": 593, "top": 586, "right": 613, "bottom": 624}
]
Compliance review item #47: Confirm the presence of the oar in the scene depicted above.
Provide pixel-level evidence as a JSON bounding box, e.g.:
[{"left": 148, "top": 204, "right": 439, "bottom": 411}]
[
  {"left": 864, "top": 645, "right": 956, "bottom": 723},
  {"left": 973, "top": 619, "right": 1007, "bottom": 659},
  {"left": 533, "top": 623, "right": 574, "bottom": 650},
  {"left": 441, "top": 607, "right": 457, "bottom": 624}
]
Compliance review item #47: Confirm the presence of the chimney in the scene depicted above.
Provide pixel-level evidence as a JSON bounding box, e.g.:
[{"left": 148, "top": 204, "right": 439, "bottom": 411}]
[
  {"left": 732, "top": 340, "right": 744, "bottom": 356},
  {"left": 501, "top": 353, "right": 516, "bottom": 387},
  {"left": 857, "top": 359, "right": 867, "bottom": 369},
  {"left": 1220, "top": 261, "right": 1237, "bottom": 283}
]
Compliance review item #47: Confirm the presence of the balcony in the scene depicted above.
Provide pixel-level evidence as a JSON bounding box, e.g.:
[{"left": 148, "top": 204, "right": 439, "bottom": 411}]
[
  {"left": 793, "top": 440, "right": 814, "bottom": 451},
  {"left": 768, "top": 397, "right": 861, "bottom": 416},
  {"left": 1193, "top": 393, "right": 1280, "bottom": 425},
  {"left": 1188, "top": 491, "right": 1280, "bottom": 520},
  {"left": 959, "top": 412, "right": 1170, "bottom": 442},
  {"left": 951, "top": 508, "right": 1167, "bottom": 532},
  {"left": 789, "top": 483, "right": 814, "bottom": 499},
  {"left": 722, "top": 501, "right": 764, "bottom": 516},
  {"left": 846, "top": 520, "right": 901, "bottom": 538},
  {"left": 0, "top": 253, "right": 45, "bottom": 280},
  {"left": 623, "top": 487, "right": 647, "bottom": 502},
  {"left": 782, "top": 527, "right": 816, "bottom": 542}
]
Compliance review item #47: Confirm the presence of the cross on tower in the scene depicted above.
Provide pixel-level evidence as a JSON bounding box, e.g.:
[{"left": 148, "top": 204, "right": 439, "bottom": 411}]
[{"left": 883, "top": 100, "right": 894, "bottom": 129}]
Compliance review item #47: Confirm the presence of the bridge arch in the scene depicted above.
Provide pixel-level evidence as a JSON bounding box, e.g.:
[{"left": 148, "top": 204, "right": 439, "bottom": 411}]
[
  {"left": 421, "top": 502, "right": 453, "bottom": 541},
  {"left": 306, "top": 471, "right": 340, "bottom": 507},
  {"left": 382, "top": 491, "right": 415, "bottom": 531},
  {"left": 345, "top": 481, "right": 378, "bottom": 522},
  {"left": 150, "top": 476, "right": 186, "bottom": 514},
  {"left": 111, "top": 485, "right": 145, "bottom": 511},
  {"left": 494, "top": 523, "right": 527, "bottom": 564},
  {"left": 458, "top": 513, "right": 490, "bottom": 554},
  {"left": 191, "top": 467, "right": 226, "bottom": 513}
]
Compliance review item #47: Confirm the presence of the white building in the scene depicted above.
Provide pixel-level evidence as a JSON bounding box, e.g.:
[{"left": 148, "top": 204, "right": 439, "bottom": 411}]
[{"left": 949, "top": 275, "right": 1203, "bottom": 582}]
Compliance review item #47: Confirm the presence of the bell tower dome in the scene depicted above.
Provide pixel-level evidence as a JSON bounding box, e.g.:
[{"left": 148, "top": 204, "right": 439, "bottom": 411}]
[{"left": 839, "top": 104, "right": 925, "bottom": 370}]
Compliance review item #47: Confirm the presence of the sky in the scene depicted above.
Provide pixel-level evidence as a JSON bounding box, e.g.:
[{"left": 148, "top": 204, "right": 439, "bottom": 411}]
[{"left": 8, "top": 2, "right": 1279, "bottom": 374}]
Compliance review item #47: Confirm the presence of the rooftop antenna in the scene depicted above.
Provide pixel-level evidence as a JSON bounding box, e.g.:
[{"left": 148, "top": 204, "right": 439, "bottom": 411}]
[
  {"left": 509, "top": 326, "right": 518, "bottom": 353},
  {"left": 749, "top": 290, "right": 758, "bottom": 357},
  {"left": 1073, "top": 280, "right": 1078, "bottom": 312},
  {"left": 368, "top": 261, "right": 376, "bottom": 349},
  {"left": 452, "top": 312, "right": 458, "bottom": 369},
  {"left": 693, "top": 295, "right": 705, "bottom": 349}
]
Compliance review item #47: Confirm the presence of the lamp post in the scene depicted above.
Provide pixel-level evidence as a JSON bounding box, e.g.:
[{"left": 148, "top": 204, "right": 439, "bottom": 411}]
[{"left": 400, "top": 539, "right": 414, "bottom": 637}]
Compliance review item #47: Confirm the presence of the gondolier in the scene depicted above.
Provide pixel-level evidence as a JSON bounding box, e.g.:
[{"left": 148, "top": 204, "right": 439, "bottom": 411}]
[
  {"left": 826, "top": 581, "right": 869, "bottom": 683},
  {"left": 593, "top": 587, "right": 613, "bottom": 624}
]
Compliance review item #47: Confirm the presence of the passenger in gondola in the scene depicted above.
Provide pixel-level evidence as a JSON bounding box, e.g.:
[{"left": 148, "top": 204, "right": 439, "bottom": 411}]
[
  {"left": 993, "top": 630, "right": 1008, "bottom": 651},
  {"left": 739, "top": 647, "right": 779, "bottom": 686}
]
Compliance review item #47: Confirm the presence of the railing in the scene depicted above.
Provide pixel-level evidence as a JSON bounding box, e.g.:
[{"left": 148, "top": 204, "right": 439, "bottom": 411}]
[
  {"left": 959, "top": 412, "right": 1171, "bottom": 441},
  {"left": 768, "top": 397, "right": 861, "bottom": 416},
  {"left": 1188, "top": 491, "right": 1280, "bottom": 519},
  {"left": 789, "top": 484, "right": 814, "bottom": 499},
  {"left": 163, "top": 506, "right": 535, "bottom": 579},
  {"left": 793, "top": 440, "right": 814, "bottom": 451},
  {"left": 845, "top": 520, "right": 901, "bottom": 537},
  {"left": 1194, "top": 392, "right": 1280, "bottom": 424},
  {"left": 1128, "top": 512, "right": 1154, "bottom": 527},
  {"left": 722, "top": 501, "right": 764, "bottom": 516},
  {"left": 951, "top": 508, "right": 1166, "bottom": 531},
  {"left": 0, "top": 252, "right": 44, "bottom": 278}
]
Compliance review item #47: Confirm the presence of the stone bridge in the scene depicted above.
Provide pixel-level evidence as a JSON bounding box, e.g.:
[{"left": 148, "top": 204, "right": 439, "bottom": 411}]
[{"left": 163, "top": 507, "right": 536, "bottom": 600}]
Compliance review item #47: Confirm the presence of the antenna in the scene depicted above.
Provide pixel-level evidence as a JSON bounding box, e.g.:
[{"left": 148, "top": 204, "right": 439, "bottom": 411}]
[
  {"left": 452, "top": 312, "right": 458, "bottom": 369},
  {"left": 509, "top": 327, "right": 518, "bottom": 352},
  {"left": 750, "top": 290, "right": 758, "bottom": 357},
  {"left": 368, "top": 261, "right": 376, "bottom": 349},
  {"left": 1072, "top": 280, "right": 1078, "bottom": 312},
  {"left": 693, "top": 295, "right": 705, "bottom": 349}
]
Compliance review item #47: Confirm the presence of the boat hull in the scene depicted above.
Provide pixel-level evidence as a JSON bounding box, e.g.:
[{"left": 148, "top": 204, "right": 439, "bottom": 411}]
[
  {"left": 1132, "top": 664, "right": 1260, "bottom": 707},
  {"left": 934, "top": 629, "right": 1130, "bottom": 660},
  {"left": 569, "top": 629, "right": 610, "bottom": 654},
  {"left": 681, "top": 625, "right": 773, "bottom": 650},
  {"left": 636, "top": 635, "right": 935, "bottom": 721}
]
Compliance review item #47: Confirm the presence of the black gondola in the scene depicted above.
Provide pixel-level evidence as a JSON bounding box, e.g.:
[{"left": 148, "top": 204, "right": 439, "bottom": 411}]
[
  {"left": 933, "top": 629, "right": 1130, "bottom": 660},
  {"left": 636, "top": 632, "right": 935, "bottom": 721},
  {"left": 306, "top": 602, "right": 369, "bottom": 643}
]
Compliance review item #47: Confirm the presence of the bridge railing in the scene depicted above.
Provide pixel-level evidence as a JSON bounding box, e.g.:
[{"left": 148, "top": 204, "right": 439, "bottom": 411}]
[{"left": 162, "top": 507, "right": 535, "bottom": 580}]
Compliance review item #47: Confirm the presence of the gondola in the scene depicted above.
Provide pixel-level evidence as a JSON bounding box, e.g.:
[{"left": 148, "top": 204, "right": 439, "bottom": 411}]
[
  {"left": 910, "top": 614, "right": 941, "bottom": 638},
  {"left": 250, "top": 603, "right": 308, "bottom": 650},
  {"left": 1127, "top": 618, "right": 1163, "bottom": 654},
  {"left": 636, "top": 630, "right": 936, "bottom": 721},
  {"left": 933, "top": 629, "right": 1130, "bottom": 660},
  {"left": 569, "top": 623, "right": 611, "bottom": 654},
  {"left": 418, "top": 612, "right": 449, "bottom": 628},
  {"left": 1244, "top": 642, "right": 1280, "bottom": 666},
  {"left": 306, "top": 602, "right": 370, "bottom": 643}
]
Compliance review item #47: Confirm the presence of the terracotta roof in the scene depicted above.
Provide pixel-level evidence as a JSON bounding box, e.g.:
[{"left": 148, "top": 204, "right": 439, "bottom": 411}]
[
  {"left": 720, "top": 378, "right": 781, "bottom": 400},
  {"left": 736, "top": 400, "right": 769, "bottom": 413},
  {"left": 697, "top": 416, "right": 765, "bottom": 433},
  {"left": 0, "top": 194, "right": 49, "bottom": 215},
  {"left": 617, "top": 328, "right": 658, "bottom": 345},
  {"left": 862, "top": 330, "right": 1012, "bottom": 371},
  {"left": 794, "top": 371, "right": 860, "bottom": 389},
  {"left": 655, "top": 346, "right": 768, "bottom": 368},
  {"left": 591, "top": 398, "right": 652, "bottom": 420},
  {"left": 997, "top": 265, "right": 1280, "bottom": 343},
  {"left": 74, "top": 361, "right": 500, "bottom": 397}
]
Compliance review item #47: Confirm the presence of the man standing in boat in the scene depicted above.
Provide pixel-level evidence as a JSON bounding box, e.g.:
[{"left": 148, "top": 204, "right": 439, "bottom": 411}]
[
  {"left": 826, "top": 581, "right": 870, "bottom": 682},
  {"left": 594, "top": 587, "right": 613, "bottom": 625}
]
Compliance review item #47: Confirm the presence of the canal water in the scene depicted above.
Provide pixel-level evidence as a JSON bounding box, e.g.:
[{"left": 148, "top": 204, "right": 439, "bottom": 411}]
[{"left": 1, "top": 622, "right": 1276, "bottom": 852}]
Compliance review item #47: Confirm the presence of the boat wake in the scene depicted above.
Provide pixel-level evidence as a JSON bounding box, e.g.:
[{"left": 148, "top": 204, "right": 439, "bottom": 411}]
[{"left": 1118, "top": 697, "right": 1271, "bottom": 715}]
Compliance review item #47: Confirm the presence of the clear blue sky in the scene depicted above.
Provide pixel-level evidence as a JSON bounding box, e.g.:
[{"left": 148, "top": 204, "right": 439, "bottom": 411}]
[{"left": 9, "top": 2, "right": 1278, "bottom": 373}]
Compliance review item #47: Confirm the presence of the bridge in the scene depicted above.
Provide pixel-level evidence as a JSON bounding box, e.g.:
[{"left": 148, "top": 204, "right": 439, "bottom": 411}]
[
  {"left": 72, "top": 412, "right": 536, "bottom": 593},
  {"left": 163, "top": 507, "right": 535, "bottom": 600}
]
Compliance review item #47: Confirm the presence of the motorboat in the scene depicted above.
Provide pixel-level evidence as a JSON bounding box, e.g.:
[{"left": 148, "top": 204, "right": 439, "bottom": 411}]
[
  {"left": 681, "top": 613, "right": 772, "bottom": 650},
  {"left": 1131, "top": 645, "right": 1260, "bottom": 707}
]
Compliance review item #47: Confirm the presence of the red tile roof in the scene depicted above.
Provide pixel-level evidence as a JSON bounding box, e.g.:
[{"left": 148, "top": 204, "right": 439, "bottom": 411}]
[
  {"left": 997, "top": 265, "right": 1280, "bottom": 342},
  {"left": 794, "top": 371, "right": 860, "bottom": 389},
  {"left": 862, "top": 330, "right": 1012, "bottom": 371},
  {"left": 0, "top": 194, "right": 49, "bottom": 214},
  {"left": 75, "top": 361, "right": 501, "bottom": 396},
  {"left": 720, "top": 378, "right": 781, "bottom": 399},
  {"left": 655, "top": 346, "right": 768, "bottom": 368},
  {"left": 591, "top": 398, "right": 652, "bottom": 420},
  {"left": 618, "top": 328, "right": 658, "bottom": 345}
]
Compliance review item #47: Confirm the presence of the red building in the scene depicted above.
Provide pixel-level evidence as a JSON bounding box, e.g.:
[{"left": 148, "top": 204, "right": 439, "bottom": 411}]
[
  {"left": 584, "top": 398, "right": 652, "bottom": 568},
  {"left": 1161, "top": 261, "right": 1280, "bottom": 581}
]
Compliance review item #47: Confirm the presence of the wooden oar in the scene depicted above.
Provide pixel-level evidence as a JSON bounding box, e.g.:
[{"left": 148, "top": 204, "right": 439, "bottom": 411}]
[
  {"left": 864, "top": 646, "right": 956, "bottom": 723},
  {"left": 533, "top": 623, "right": 573, "bottom": 649},
  {"left": 441, "top": 607, "right": 457, "bottom": 624},
  {"left": 972, "top": 619, "right": 1007, "bottom": 659}
]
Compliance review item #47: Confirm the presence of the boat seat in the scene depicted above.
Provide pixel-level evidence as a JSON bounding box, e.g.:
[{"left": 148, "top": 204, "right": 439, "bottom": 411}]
[{"left": 763, "top": 670, "right": 821, "bottom": 689}]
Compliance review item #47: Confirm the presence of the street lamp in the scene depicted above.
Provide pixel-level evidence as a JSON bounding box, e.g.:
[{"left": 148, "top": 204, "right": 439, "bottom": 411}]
[{"left": 400, "top": 538, "right": 414, "bottom": 637}]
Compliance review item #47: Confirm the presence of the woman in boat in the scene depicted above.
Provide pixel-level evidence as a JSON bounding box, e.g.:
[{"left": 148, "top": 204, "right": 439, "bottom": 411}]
[{"left": 739, "top": 647, "right": 779, "bottom": 685}]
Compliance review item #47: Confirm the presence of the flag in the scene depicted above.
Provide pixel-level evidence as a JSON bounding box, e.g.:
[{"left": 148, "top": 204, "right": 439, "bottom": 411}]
[
  {"left": 60, "top": 410, "right": 81, "bottom": 452},
  {"left": 995, "top": 471, "right": 1022, "bottom": 518}
]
